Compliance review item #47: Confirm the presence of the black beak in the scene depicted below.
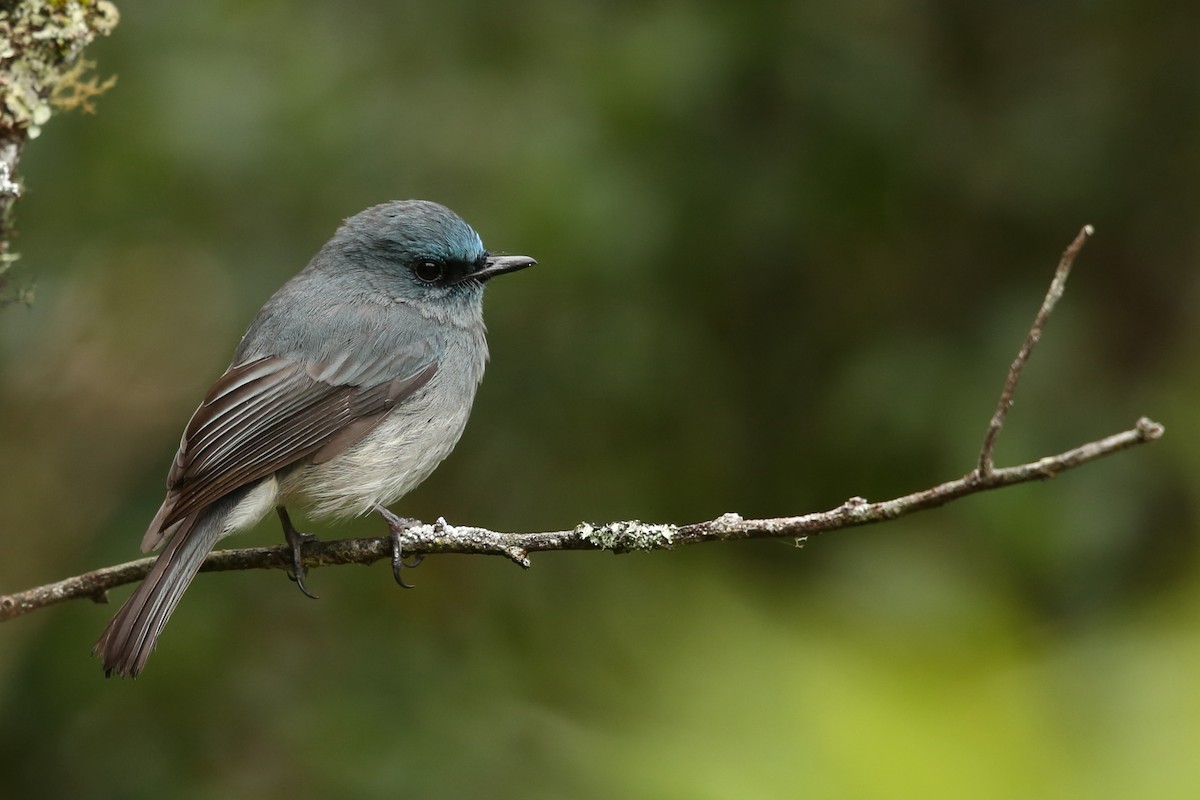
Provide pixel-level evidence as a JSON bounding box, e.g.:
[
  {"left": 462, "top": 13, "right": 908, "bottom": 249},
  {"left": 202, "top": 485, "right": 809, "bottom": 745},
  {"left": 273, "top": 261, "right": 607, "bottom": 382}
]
[{"left": 473, "top": 254, "right": 537, "bottom": 282}]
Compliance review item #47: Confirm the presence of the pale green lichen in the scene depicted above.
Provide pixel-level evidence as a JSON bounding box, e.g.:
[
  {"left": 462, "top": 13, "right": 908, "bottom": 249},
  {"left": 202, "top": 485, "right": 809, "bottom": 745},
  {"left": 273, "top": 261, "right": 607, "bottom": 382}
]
[
  {"left": 1, "top": 0, "right": 120, "bottom": 139},
  {"left": 1, "top": 0, "right": 118, "bottom": 306},
  {"left": 577, "top": 520, "right": 679, "bottom": 553}
]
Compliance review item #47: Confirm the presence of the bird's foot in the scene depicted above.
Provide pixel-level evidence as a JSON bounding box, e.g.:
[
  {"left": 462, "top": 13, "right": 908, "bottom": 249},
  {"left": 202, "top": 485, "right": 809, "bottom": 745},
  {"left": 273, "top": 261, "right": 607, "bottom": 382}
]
[
  {"left": 373, "top": 503, "right": 424, "bottom": 589},
  {"left": 277, "top": 507, "right": 320, "bottom": 600}
]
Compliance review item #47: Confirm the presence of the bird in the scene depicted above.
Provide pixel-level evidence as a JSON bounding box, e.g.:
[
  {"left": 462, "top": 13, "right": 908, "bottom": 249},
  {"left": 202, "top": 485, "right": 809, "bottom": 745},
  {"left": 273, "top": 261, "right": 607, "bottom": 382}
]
[{"left": 94, "top": 199, "right": 535, "bottom": 677}]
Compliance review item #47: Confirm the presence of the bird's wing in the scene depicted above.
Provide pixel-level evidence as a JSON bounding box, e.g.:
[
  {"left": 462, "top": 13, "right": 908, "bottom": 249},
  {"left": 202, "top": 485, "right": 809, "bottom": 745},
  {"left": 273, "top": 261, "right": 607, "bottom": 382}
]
[{"left": 143, "top": 343, "right": 436, "bottom": 550}]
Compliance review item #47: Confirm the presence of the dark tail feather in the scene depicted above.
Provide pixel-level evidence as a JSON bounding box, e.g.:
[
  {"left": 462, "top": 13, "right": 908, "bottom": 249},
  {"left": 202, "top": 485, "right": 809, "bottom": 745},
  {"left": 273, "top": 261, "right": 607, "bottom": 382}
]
[{"left": 95, "top": 496, "right": 237, "bottom": 677}]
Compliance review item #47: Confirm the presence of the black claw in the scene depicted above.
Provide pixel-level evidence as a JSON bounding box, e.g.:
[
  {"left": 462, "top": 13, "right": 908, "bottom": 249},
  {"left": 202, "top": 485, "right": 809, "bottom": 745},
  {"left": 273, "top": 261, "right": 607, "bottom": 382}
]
[
  {"left": 391, "top": 530, "right": 419, "bottom": 589},
  {"left": 277, "top": 507, "right": 320, "bottom": 600},
  {"left": 287, "top": 569, "right": 320, "bottom": 600},
  {"left": 375, "top": 503, "right": 423, "bottom": 589}
]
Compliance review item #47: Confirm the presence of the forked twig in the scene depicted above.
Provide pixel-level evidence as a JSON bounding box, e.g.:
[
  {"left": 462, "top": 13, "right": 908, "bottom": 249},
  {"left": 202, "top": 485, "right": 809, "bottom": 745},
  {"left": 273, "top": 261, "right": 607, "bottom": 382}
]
[{"left": 979, "top": 224, "right": 1094, "bottom": 475}]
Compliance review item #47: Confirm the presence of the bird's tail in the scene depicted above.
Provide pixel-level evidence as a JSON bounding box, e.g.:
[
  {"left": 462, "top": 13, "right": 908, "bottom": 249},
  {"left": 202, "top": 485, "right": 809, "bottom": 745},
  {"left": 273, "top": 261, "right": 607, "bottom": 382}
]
[{"left": 95, "top": 495, "right": 237, "bottom": 678}]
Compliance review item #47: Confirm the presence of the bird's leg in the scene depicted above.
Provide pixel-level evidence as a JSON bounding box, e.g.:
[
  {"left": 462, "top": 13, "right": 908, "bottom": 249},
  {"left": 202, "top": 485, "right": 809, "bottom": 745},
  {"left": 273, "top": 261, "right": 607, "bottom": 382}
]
[
  {"left": 276, "top": 506, "right": 319, "bottom": 600},
  {"left": 372, "top": 503, "right": 424, "bottom": 589}
]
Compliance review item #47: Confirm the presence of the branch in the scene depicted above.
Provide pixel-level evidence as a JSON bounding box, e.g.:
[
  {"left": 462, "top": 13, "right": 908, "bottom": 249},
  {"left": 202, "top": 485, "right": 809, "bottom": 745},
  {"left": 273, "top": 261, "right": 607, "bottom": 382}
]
[{"left": 0, "top": 226, "right": 1166, "bottom": 622}]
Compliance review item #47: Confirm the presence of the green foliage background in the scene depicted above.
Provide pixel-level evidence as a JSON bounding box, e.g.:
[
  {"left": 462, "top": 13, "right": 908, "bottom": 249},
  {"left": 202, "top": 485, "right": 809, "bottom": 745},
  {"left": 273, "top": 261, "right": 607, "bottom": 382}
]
[{"left": 1, "top": 1, "right": 1198, "bottom": 797}]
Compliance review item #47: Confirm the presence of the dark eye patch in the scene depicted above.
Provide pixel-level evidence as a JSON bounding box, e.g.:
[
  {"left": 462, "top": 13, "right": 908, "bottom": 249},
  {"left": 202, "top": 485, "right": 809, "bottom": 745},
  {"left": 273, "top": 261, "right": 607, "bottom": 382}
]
[{"left": 411, "top": 258, "right": 476, "bottom": 285}]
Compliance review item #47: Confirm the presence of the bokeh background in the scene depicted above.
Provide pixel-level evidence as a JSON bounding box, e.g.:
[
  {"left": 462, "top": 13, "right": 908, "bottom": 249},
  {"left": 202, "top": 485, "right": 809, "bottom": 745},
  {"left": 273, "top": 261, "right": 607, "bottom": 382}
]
[{"left": 2, "top": 1, "right": 1198, "bottom": 797}]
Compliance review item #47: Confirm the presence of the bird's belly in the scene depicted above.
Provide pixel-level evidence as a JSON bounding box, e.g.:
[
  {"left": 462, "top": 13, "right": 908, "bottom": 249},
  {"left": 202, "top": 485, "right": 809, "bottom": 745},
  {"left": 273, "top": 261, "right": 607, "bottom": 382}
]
[{"left": 281, "top": 390, "right": 474, "bottom": 519}]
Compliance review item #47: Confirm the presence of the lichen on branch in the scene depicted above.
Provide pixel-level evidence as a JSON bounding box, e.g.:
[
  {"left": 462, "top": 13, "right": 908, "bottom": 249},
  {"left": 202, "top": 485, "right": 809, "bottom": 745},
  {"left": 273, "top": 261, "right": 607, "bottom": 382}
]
[
  {"left": 1, "top": 0, "right": 119, "bottom": 138},
  {"left": 0, "top": 0, "right": 120, "bottom": 306}
]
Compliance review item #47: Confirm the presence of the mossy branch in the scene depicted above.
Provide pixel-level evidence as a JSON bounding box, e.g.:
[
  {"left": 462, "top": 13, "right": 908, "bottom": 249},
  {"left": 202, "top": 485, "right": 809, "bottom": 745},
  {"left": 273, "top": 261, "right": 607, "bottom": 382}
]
[{"left": 0, "top": 0, "right": 119, "bottom": 306}]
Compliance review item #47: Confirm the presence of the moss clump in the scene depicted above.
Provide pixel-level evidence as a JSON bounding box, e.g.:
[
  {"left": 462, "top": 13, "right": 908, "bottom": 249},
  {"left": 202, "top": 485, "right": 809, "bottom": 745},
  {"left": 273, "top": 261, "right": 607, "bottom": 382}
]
[
  {"left": 0, "top": 0, "right": 118, "bottom": 306},
  {"left": 577, "top": 520, "right": 679, "bottom": 553},
  {"left": 1, "top": 0, "right": 119, "bottom": 138}
]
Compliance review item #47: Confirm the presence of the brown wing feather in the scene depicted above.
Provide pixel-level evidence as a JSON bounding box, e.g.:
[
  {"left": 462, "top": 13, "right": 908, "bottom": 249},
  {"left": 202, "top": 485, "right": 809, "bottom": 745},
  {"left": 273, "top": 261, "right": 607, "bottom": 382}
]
[{"left": 141, "top": 348, "right": 436, "bottom": 552}]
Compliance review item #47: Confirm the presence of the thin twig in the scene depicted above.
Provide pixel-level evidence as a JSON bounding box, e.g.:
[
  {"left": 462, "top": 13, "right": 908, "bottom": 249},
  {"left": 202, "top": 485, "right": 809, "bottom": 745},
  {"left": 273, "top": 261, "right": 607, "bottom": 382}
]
[
  {"left": 979, "top": 224, "right": 1094, "bottom": 475},
  {"left": 0, "top": 228, "right": 1165, "bottom": 622}
]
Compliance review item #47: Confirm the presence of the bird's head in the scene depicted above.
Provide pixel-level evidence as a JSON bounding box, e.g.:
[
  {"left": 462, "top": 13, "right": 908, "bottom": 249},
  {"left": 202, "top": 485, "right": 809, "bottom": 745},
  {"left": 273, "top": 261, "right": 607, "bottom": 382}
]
[{"left": 327, "top": 200, "right": 535, "bottom": 317}]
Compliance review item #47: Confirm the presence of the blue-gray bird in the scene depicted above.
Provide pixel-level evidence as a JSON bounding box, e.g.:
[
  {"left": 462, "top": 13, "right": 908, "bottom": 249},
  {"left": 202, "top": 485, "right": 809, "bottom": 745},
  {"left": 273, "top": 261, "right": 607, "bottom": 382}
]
[{"left": 95, "top": 200, "right": 535, "bottom": 677}]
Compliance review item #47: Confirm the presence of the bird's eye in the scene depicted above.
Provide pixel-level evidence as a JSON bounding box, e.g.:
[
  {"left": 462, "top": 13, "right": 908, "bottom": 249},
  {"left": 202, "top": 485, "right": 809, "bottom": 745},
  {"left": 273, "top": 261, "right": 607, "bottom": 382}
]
[{"left": 413, "top": 260, "right": 444, "bottom": 283}]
